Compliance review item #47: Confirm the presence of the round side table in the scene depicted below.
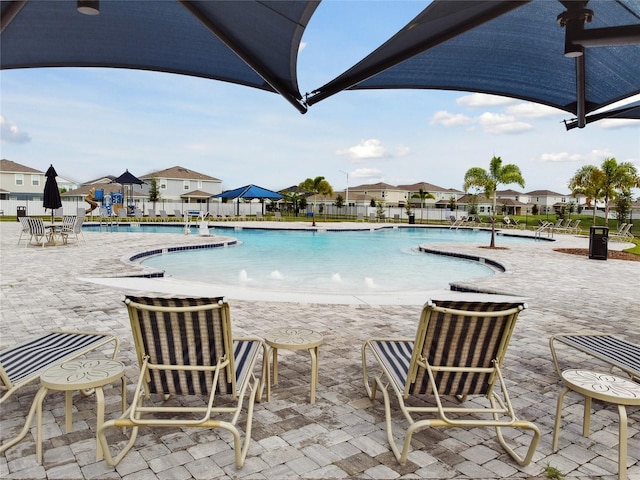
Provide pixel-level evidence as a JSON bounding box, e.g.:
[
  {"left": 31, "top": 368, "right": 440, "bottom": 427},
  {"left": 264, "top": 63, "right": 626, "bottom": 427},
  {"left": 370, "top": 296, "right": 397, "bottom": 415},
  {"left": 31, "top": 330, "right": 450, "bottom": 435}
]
[
  {"left": 264, "top": 328, "right": 323, "bottom": 404},
  {"left": 35, "top": 358, "right": 126, "bottom": 462},
  {"left": 553, "top": 369, "right": 640, "bottom": 480}
]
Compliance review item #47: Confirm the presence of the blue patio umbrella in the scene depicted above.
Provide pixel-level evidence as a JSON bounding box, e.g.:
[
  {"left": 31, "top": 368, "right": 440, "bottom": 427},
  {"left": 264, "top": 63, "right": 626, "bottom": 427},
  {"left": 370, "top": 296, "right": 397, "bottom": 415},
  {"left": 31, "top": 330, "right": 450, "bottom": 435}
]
[{"left": 214, "top": 184, "right": 283, "bottom": 215}]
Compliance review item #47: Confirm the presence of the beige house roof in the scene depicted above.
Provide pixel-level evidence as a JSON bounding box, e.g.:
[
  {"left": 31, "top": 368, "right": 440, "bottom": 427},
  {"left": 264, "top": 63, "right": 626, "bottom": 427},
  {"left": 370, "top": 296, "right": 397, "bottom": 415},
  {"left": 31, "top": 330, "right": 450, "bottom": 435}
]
[
  {"left": 142, "top": 166, "right": 220, "bottom": 182},
  {"left": 180, "top": 189, "right": 213, "bottom": 199},
  {"left": 349, "top": 181, "right": 396, "bottom": 191},
  {"left": 526, "top": 189, "right": 567, "bottom": 196},
  {"left": 0, "top": 158, "right": 43, "bottom": 174},
  {"left": 397, "top": 181, "right": 450, "bottom": 192}
]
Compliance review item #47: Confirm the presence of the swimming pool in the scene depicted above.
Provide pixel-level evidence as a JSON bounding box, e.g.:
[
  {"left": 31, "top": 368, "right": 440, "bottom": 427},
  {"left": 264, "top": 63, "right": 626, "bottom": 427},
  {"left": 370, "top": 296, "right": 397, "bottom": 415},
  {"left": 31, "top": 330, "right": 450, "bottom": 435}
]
[{"left": 97, "top": 225, "right": 530, "bottom": 296}]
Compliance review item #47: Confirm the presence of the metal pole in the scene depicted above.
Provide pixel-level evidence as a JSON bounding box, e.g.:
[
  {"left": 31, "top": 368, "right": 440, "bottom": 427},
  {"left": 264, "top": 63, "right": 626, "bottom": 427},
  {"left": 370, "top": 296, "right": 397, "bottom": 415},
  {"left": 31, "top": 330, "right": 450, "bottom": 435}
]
[{"left": 339, "top": 170, "right": 349, "bottom": 218}]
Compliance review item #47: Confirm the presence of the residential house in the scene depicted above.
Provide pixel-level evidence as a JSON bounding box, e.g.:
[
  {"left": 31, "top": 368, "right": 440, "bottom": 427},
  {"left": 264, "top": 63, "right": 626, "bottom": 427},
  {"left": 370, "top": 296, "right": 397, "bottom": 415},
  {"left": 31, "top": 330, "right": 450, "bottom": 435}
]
[
  {"left": 398, "top": 182, "right": 464, "bottom": 208},
  {"left": 348, "top": 182, "right": 406, "bottom": 206},
  {"left": 141, "top": 166, "right": 222, "bottom": 206},
  {"left": 0, "top": 159, "right": 44, "bottom": 201},
  {"left": 526, "top": 189, "right": 577, "bottom": 215}
]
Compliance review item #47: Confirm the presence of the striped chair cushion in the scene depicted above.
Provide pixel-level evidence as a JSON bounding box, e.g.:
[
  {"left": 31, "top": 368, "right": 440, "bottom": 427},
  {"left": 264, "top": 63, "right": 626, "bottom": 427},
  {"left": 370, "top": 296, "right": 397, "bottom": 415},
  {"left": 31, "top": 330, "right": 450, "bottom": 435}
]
[
  {"left": 560, "top": 335, "right": 640, "bottom": 378},
  {"left": 233, "top": 339, "right": 261, "bottom": 389},
  {"left": 0, "top": 332, "right": 110, "bottom": 385},
  {"left": 411, "top": 301, "right": 522, "bottom": 397},
  {"left": 369, "top": 340, "right": 414, "bottom": 392},
  {"left": 127, "top": 296, "right": 235, "bottom": 396}
]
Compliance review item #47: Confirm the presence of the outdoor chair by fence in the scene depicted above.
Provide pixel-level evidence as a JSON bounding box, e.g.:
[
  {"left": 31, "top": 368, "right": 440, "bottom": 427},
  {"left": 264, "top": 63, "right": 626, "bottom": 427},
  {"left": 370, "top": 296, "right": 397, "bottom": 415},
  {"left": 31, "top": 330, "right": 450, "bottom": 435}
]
[
  {"left": 361, "top": 298, "right": 540, "bottom": 466},
  {"left": 17, "top": 216, "right": 30, "bottom": 245},
  {"left": 60, "top": 215, "right": 85, "bottom": 245},
  {"left": 0, "top": 331, "right": 120, "bottom": 455},
  {"left": 98, "top": 296, "right": 267, "bottom": 468},
  {"left": 26, "top": 217, "right": 48, "bottom": 247}
]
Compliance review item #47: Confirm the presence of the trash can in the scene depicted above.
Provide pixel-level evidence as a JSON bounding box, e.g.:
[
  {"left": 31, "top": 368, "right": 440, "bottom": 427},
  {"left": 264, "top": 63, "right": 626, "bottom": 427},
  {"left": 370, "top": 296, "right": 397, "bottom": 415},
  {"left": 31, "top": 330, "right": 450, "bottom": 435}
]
[
  {"left": 16, "top": 206, "right": 26, "bottom": 222},
  {"left": 589, "top": 226, "right": 609, "bottom": 260},
  {"left": 408, "top": 214, "right": 415, "bottom": 225}
]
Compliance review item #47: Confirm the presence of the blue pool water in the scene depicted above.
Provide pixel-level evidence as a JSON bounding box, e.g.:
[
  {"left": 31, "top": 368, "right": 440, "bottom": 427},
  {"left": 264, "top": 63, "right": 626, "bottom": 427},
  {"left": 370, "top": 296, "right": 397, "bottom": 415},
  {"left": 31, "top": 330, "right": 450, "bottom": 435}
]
[{"left": 87, "top": 225, "right": 529, "bottom": 295}]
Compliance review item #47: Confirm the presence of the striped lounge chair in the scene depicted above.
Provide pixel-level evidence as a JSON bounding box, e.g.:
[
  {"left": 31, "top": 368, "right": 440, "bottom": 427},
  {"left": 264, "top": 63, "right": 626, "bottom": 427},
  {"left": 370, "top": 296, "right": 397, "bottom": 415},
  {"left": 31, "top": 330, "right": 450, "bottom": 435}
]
[
  {"left": 361, "top": 297, "right": 540, "bottom": 466},
  {"left": 98, "top": 296, "right": 267, "bottom": 469},
  {"left": 0, "top": 331, "right": 120, "bottom": 454}
]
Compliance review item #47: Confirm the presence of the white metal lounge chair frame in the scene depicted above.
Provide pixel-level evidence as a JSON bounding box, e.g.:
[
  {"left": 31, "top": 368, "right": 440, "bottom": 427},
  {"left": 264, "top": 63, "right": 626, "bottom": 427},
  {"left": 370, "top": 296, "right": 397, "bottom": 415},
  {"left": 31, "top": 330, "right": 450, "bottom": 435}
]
[
  {"left": 362, "top": 299, "right": 540, "bottom": 466},
  {"left": 0, "top": 331, "right": 120, "bottom": 455},
  {"left": 98, "top": 296, "right": 267, "bottom": 469}
]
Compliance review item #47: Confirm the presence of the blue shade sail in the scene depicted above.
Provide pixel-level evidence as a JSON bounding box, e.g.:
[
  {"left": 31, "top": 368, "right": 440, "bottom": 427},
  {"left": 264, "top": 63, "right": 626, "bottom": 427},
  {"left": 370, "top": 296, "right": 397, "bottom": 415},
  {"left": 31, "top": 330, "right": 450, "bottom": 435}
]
[
  {"left": 0, "top": 0, "right": 319, "bottom": 113},
  {"left": 306, "top": 0, "right": 640, "bottom": 128}
]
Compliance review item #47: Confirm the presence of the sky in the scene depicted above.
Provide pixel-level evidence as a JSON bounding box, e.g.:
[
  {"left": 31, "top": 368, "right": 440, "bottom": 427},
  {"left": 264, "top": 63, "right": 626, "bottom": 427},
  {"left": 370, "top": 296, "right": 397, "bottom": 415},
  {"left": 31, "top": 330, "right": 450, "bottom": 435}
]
[{"left": 1, "top": 1, "right": 639, "bottom": 198}]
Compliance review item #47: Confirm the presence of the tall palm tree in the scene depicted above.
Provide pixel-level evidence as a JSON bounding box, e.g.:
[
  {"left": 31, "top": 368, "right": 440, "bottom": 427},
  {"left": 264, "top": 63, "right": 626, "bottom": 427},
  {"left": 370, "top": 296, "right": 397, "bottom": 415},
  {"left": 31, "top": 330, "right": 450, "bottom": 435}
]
[
  {"left": 599, "top": 157, "right": 638, "bottom": 226},
  {"left": 463, "top": 156, "right": 525, "bottom": 248},
  {"left": 411, "top": 189, "right": 435, "bottom": 223},
  {"left": 568, "top": 165, "right": 605, "bottom": 226},
  {"left": 568, "top": 158, "right": 638, "bottom": 227},
  {"left": 299, "top": 176, "right": 333, "bottom": 225}
]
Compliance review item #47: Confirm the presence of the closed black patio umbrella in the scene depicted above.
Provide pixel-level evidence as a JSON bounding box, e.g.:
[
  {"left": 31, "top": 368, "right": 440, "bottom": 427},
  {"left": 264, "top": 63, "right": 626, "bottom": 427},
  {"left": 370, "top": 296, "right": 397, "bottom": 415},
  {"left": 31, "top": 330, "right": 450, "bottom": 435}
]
[{"left": 43, "top": 164, "right": 62, "bottom": 223}]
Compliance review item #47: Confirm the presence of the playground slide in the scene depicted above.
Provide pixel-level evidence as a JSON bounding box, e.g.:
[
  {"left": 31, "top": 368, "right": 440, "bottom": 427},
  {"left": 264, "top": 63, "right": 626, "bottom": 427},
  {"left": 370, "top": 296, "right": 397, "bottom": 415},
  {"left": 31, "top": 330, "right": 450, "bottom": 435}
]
[{"left": 85, "top": 188, "right": 99, "bottom": 214}]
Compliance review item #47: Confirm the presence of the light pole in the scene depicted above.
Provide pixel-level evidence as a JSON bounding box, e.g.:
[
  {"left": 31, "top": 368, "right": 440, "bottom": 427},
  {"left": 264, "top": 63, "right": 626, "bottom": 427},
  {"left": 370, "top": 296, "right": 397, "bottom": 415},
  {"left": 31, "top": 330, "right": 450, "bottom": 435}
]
[{"left": 339, "top": 170, "right": 349, "bottom": 218}]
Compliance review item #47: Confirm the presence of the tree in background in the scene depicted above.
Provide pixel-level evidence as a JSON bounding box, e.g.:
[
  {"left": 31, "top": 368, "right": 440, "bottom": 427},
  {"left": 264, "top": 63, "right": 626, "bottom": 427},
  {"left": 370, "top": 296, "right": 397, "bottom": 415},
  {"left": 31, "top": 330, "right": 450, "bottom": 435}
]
[
  {"left": 298, "top": 176, "right": 333, "bottom": 225},
  {"left": 148, "top": 177, "right": 161, "bottom": 209},
  {"left": 568, "top": 158, "right": 638, "bottom": 226},
  {"left": 600, "top": 157, "right": 638, "bottom": 226},
  {"left": 463, "top": 156, "right": 525, "bottom": 248},
  {"left": 568, "top": 165, "right": 605, "bottom": 226},
  {"left": 411, "top": 188, "right": 435, "bottom": 223}
]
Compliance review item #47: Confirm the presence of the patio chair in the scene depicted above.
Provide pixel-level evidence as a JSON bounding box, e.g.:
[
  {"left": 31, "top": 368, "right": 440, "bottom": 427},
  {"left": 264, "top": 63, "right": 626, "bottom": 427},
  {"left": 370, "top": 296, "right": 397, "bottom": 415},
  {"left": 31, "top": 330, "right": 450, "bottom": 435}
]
[
  {"left": 17, "top": 216, "right": 30, "bottom": 245},
  {"left": 26, "top": 217, "right": 48, "bottom": 247},
  {"left": 98, "top": 296, "right": 267, "bottom": 468},
  {"left": 60, "top": 215, "right": 85, "bottom": 245},
  {"left": 361, "top": 297, "right": 540, "bottom": 466},
  {"left": 611, "top": 223, "right": 633, "bottom": 241},
  {"left": 0, "top": 331, "right": 119, "bottom": 455},
  {"left": 147, "top": 209, "right": 158, "bottom": 221}
]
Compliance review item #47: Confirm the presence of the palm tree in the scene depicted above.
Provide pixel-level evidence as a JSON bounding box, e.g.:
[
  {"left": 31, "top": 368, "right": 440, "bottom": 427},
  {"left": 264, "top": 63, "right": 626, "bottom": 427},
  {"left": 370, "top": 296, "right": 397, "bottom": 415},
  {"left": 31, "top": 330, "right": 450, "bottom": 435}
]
[
  {"left": 411, "top": 189, "right": 435, "bottom": 223},
  {"left": 463, "top": 156, "right": 525, "bottom": 248},
  {"left": 599, "top": 157, "right": 638, "bottom": 226},
  {"left": 568, "top": 165, "right": 605, "bottom": 226},
  {"left": 568, "top": 158, "right": 638, "bottom": 227},
  {"left": 298, "top": 176, "right": 333, "bottom": 225}
]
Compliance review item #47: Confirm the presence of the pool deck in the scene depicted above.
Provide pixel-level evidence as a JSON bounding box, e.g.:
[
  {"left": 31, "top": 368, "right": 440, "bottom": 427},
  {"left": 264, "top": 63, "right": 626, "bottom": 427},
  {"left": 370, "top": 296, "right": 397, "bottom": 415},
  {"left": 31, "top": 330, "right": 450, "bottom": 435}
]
[{"left": 1, "top": 220, "right": 639, "bottom": 479}]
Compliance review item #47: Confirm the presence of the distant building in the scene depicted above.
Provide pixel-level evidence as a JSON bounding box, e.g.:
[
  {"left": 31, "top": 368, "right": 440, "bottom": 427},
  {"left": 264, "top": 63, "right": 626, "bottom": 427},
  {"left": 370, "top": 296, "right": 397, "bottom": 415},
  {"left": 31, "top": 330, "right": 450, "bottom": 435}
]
[
  {"left": 140, "top": 166, "right": 222, "bottom": 205},
  {"left": 0, "top": 159, "right": 45, "bottom": 201}
]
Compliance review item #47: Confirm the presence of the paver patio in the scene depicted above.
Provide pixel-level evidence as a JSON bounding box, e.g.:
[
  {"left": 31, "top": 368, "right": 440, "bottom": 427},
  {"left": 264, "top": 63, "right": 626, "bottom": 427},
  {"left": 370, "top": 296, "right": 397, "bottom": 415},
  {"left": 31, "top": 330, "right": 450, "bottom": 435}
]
[{"left": 1, "top": 220, "right": 638, "bottom": 479}]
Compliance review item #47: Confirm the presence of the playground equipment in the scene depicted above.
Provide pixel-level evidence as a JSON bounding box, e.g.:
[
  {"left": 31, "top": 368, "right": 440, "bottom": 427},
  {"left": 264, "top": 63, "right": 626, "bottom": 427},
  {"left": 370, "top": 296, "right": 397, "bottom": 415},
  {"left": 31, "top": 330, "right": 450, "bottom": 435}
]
[{"left": 84, "top": 188, "right": 99, "bottom": 214}]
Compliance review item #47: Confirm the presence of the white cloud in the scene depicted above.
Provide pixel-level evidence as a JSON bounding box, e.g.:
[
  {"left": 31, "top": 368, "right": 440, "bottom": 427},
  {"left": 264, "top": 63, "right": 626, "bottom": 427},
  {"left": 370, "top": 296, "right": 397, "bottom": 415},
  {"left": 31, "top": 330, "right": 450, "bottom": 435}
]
[
  {"left": 336, "top": 138, "right": 388, "bottom": 161},
  {"left": 299, "top": 41, "right": 307, "bottom": 53},
  {"left": 477, "top": 112, "right": 533, "bottom": 134},
  {"left": 456, "top": 93, "right": 515, "bottom": 108},
  {"left": 539, "top": 149, "right": 622, "bottom": 164},
  {"left": 0, "top": 116, "right": 31, "bottom": 144},
  {"left": 597, "top": 119, "right": 639, "bottom": 130},
  {"left": 394, "top": 144, "right": 411, "bottom": 157},
  {"left": 505, "top": 103, "right": 565, "bottom": 118},
  {"left": 430, "top": 110, "right": 473, "bottom": 127},
  {"left": 351, "top": 167, "right": 382, "bottom": 180},
  {"left": 539, "top": 152, "right": 585, "bottom": 163}
]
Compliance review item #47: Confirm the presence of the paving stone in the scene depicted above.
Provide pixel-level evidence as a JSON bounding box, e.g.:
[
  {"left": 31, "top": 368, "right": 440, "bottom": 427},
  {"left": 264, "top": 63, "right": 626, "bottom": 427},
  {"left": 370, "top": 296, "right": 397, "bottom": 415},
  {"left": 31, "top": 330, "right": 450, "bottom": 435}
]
[{"left": 1, "top": 221, "right": 638, "bottom": 479}]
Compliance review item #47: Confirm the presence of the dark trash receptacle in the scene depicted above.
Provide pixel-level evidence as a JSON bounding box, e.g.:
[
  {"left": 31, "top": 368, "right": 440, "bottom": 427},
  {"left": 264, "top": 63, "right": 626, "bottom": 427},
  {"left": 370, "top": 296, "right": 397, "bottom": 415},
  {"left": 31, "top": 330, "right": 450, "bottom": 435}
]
[
  {"left": 408, "top": 214, "right": 415, "bottom": 224},
  {"left": 16, "top": 206, "right": 26, "bottom": 221},
  {"left": 589, "top": 226, "right": 609, "bottom": 260}
]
